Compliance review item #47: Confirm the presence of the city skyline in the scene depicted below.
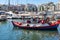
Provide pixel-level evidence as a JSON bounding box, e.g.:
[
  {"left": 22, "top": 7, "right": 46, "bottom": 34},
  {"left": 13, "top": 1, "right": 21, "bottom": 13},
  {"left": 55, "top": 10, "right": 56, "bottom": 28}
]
[{"left": 0, "top": 0, "right": 59, "bottom": 5}]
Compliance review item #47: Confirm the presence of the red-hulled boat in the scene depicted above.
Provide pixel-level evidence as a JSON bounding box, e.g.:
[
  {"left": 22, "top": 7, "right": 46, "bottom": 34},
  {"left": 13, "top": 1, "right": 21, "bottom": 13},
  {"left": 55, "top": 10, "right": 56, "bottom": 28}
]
[{"left": 12, "top": 21, "right": 59, "bottom": 30}]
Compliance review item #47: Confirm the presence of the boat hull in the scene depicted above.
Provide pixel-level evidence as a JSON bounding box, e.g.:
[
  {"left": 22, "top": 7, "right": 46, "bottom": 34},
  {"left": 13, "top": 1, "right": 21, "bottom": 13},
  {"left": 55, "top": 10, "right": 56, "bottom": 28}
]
[
  {"left": 0, "top": 19, "right": 7, "bottom": 21},
  {"left": 12, "top": 21, "right": 59, "bottom": 30}
]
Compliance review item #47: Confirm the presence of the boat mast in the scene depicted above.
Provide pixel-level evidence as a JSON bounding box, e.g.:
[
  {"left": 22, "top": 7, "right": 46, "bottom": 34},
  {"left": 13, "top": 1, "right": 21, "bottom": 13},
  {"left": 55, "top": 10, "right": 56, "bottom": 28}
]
[
  {"left": 8, "top": 0, "right": 10, "bottom": 6},
  {"left": 16, "top": 0, "right": 19, "bottom": 5},
  {"left": 8, "top": 0, "right": 10, "bottom": 11}
]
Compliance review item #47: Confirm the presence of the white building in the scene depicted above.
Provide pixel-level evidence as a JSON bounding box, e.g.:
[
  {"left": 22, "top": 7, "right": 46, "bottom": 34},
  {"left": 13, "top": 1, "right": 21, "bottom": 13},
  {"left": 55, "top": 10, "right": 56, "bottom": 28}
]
[
  {"left": 0, "top": 5, "right": 8, "bottom": 11},
  {"left": 47, "top": 2, "right": 55, "bottom": 11},
  {"left": 38, "top": 2, "right": 55, "bottom": 12},
  {"left": 55, "top": 0, "right": 60, "bottom": 11}
]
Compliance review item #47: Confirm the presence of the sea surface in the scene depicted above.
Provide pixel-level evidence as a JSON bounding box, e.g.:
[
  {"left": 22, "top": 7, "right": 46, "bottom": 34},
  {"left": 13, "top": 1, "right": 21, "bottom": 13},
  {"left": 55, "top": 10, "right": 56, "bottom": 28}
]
[{"left": 0, "top": 19, "right": 60, "bottom": 40}]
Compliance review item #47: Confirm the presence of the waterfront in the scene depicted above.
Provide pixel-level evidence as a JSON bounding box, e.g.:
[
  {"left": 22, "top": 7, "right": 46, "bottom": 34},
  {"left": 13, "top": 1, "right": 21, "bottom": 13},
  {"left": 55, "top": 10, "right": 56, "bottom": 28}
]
[{"left": 0, "top": 19, "right": 60, "bottom": 40}]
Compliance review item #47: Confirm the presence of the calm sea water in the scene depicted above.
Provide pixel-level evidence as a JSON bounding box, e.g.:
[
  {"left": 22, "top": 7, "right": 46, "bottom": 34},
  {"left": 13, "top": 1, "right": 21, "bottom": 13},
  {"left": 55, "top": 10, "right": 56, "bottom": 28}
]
[{"left": 0, "top": 19, "right": 60, "bottom": 40}]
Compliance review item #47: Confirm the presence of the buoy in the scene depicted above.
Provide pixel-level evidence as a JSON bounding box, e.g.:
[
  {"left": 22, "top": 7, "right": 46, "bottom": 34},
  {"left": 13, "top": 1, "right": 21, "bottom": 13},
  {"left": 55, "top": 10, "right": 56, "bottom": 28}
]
[{"left": 41, "top": 20, "right": 45, "bottom": 24}]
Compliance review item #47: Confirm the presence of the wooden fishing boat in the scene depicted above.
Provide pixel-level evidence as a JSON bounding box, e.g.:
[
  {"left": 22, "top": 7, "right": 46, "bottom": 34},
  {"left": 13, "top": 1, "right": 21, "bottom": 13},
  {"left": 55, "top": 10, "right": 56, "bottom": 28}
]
[{"left": 12, "top": 21, "right": 59, "bottom": 30}]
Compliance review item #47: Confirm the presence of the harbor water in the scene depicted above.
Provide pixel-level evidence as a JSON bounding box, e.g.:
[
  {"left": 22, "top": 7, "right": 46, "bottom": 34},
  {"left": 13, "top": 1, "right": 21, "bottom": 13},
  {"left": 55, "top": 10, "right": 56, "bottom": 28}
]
[{"left": 0, "top": 19, "right": 60, "bottom": 40}]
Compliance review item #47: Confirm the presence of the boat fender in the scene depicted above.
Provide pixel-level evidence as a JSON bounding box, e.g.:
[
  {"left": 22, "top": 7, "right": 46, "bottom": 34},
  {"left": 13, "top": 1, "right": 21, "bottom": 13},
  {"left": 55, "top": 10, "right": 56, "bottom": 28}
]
[
  {"left": 50, "top": 22, "right": 55, "bottom": 26},
  {"left": 19, "top": 23, "right": 22, "bottom": 25},
  {"left": 41, "top": 20, "right": 45, "bottom": 24},
  {"left": 16, "top": 22, "right": 22, "bottom": 25}
]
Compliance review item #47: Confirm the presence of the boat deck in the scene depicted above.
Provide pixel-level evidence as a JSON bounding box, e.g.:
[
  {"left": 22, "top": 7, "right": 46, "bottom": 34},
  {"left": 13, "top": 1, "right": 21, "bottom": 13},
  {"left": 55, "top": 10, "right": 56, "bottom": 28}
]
[{"left": 21, "top": 23, "right": 49, "bottom": 27}]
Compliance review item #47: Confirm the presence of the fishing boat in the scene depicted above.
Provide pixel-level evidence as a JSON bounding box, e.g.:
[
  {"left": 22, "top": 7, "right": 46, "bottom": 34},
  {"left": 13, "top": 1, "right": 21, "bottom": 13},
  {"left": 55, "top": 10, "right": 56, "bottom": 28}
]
[
  {"left": 12, "top": 20, "right": 59, "bottom": 30},
  {"left": 12, "top": 5, "right": 59, "bottom": 30}
]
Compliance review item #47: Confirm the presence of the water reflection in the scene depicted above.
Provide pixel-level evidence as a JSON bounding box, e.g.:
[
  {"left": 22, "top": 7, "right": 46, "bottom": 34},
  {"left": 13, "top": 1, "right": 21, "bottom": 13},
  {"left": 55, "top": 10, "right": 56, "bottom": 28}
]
[
  {"left": 0, "top": 21, "right": 7, "bottom": 25},
  {"left": 13, "top": 27, "right": 59, "bottom": 40}
]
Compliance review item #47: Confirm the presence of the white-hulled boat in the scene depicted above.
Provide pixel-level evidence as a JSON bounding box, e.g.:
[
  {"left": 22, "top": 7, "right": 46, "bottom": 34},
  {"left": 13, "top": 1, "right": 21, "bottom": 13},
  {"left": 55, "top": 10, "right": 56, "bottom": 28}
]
[{"left": 0, "top": 11, "right": 7, "bottom": 21}]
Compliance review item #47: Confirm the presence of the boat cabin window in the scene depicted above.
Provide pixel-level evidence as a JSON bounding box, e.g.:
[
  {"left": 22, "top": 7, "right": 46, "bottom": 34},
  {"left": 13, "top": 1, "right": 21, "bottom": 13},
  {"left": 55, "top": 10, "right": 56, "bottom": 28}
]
[{"left": 0, "top": 12, "right": 5, "bottom": 15}]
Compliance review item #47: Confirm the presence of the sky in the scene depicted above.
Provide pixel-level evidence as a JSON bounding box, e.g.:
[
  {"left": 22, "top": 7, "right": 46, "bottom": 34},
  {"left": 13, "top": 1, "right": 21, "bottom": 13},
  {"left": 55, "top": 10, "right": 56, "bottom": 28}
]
[{"left": 0, "top": 0, "right": 59, "bottom": 5}]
